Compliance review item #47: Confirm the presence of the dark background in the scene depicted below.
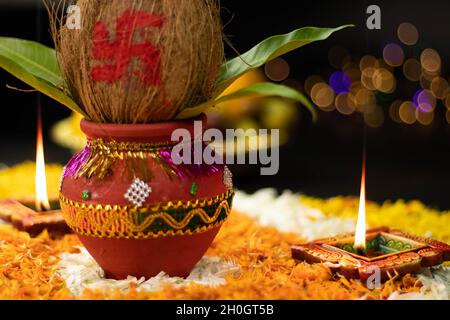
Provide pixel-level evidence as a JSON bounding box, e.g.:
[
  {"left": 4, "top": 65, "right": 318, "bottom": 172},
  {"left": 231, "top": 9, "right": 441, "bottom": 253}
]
[{"left": 1, "top": 0, "right": 450, "bottom": 209}]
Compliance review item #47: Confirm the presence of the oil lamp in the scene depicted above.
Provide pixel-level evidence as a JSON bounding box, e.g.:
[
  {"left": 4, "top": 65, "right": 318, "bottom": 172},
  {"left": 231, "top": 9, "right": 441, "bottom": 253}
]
[
  {"left": 292, "top": 158, "right": 450, "bottom": 283},
  {"left": 0, "top": 112, "right": 69, "bottom": 236}
]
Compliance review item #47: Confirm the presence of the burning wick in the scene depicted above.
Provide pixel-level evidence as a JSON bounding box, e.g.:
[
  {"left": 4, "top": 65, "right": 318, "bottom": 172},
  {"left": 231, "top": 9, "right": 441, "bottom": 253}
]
[
  {"left": 35, "top": 109, "right": 50, "bottom": 212},
  {"left": 354, "top": 146, "right": 367, "bottom": 255}
]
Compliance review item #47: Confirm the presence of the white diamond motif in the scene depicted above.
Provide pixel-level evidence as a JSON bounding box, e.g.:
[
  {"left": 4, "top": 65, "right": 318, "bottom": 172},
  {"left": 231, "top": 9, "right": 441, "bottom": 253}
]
[{"left": 124, "top": 178, "right": 152, "bottom": 207}]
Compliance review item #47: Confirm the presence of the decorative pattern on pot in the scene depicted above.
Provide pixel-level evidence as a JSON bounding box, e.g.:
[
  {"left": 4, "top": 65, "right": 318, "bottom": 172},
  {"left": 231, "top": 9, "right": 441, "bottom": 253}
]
[{"left": 60, "top": 191, "right": 233, "bottom": 239}]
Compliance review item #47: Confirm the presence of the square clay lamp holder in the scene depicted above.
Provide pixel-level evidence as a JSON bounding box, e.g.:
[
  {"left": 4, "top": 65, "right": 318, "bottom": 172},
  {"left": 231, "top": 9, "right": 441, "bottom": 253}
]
[
  {"left": 0, "top": 196, "right": 70, "bottom": 237},
  {"left": 292, "top": 227, "right": 450, "bottom": 283}
]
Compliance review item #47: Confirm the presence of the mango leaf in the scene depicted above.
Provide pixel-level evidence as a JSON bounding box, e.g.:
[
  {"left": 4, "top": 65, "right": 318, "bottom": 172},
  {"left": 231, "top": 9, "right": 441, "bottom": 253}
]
[
  {"left": 216, "top": 25, "right": 353, "bottom": 95},
  {"left": 0, "top": 54, "right": 87, "bottom": 117},
  {"left": 0, "top": 37, "right": 62, "bottom": 87},
  {"left": 177, "top": 82, "right": 316, "bottom": 121}
]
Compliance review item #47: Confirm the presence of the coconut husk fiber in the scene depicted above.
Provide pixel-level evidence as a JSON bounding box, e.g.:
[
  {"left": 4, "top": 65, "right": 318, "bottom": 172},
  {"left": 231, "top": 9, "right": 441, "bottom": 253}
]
[{"left": 47, "top": 0, "right": 224, "bottom": 123}]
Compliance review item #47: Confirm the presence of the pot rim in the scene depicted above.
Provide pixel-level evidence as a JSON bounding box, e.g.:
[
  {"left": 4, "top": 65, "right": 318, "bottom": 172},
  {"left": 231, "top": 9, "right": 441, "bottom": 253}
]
[{"left": 80, "top": 114, "right": 206, "bottom": 143}]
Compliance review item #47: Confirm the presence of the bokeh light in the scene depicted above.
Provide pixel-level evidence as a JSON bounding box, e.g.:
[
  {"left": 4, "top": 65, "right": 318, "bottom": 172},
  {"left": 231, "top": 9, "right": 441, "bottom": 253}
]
[
  {"left": 416, "top": 109, "right": 434, "bottom": 126},
  {"left": 298, "top": 22, "right": 450, "bottom": 127},
  {"left": 311, "top": 83, "right": 335, "bottom": 110},
  {"left": 335, "top": 92, "right": 356, "bottom": 115},
  {"left": 354, "top": 88, "right": 376, "bottom": 113},
  {"left": 403, "top": 59, "right": 421, "bottom": 82},
  {"left": 377, "top": 59, "right": 393, "bottom": 72},
  {"left": 360, "top": 55, "right": 379, "bottom": 70},
  {"left": 414, "top": 89, "right": 436, "bottom": 113},
  {"left": 342, "top": 65, "right": 361, "bottom": 82},
  {"left": 383, "top": 43, "right": 405, "bottom": 67},
  {"left": 304, "top": 75, "right": 324, "bottom": 96},
  {"left": 329, "top": 71, "right": 352, "bottom": 94},
  {"left": 420, "top": 74, "right": 432, "bottom": 89},
  {"left": 361, "top": 67, "right": 377, "bottom": 91},
  {"left": 422, "top": 69, "right": 441, "bottom": 82},
  {"left": 397, "top": 22, "right": 419, "bottom": 46},
  {"left": 389, "top": 100, "right": 403, "bottom": 123},
  {"left": 373, "top": 68, "right": 396, "bottom": 93},
  {"left": 420, "top": 48, "right": 441, "bottom": 74},
  {"left": 265, "top": 57, "right": 290, "bottom": 82},
  {"left": 430, "top": 77, "right": 449, "bottom": 99},
  {"left": 399, "top": 101, "right": 417, "bottom": 124}
]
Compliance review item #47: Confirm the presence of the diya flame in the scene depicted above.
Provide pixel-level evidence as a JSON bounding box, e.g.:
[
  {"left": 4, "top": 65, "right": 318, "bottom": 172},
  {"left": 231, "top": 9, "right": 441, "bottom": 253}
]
[
  {"left": 35, "top": 111, "right": 50, "bottom": 212},
  {"left": 354, "top": 156, "right": 366, "bottom": 250}
]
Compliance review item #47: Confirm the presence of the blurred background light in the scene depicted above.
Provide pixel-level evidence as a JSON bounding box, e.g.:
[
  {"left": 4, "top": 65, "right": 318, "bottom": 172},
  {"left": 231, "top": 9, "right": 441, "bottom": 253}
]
[
  {"left": 354, "top": 88, "right": 376, "bottom": 113},
  {"left": 389, "top": 100, "right": 403, "bottom": 123},
  {"left": 430, "top": 76, "right": 449, "bottom": 99},
  {"left": 397, "top": 22, "right": 419, "bottom": 46},
  {"left": 329, "top": 71, "right": 352, "bottom": 94},
  {"left": 399, "top": 101, "right": 417, "bottom": 124},
  {"left": 361, "top": 67, "right": 377, "bottom": 90},
  {"left": 264, "top": 57, "right": 290, "bottom": 82},
  {"left": 416, "top": 108, "right": 434, "bottom": 126},
  {"left": 311, "top": 82, "right": 335, "bottom": 110},
  {"left": 373, "top": 68, "right": 396, "bottom": 93},
  {"left": 360, "top": 55, "right": 379, "bottom": 70},
  {"left": 403, "top": 58, "right": 421, "bottom": 82},
  {"left": 414, "top": 89, "right": 436, "bottom": 113},
  {"left": 304, "top": 75, "right": 324, "bottom": 96},
  {"left": 383, "top": 43, "right": 405, "bottom": 67},
  {"left": 335, "top": 92, "right": 356, "bottom": 115},
  {"left": 421, "top": 48, "right": 441, "bottom": 74}
]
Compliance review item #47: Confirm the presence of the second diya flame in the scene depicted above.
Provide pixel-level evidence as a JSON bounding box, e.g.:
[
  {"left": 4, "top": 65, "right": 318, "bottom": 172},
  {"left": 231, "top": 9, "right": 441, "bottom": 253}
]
[{"left": 354, "top": 155, "right": 367, "bottom": 251}]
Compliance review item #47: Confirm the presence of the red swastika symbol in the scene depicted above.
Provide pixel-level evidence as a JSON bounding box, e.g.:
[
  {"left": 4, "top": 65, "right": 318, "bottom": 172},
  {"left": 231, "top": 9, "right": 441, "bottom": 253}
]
[{"left": 91, "top": 10, "right": 164, "bottom": 87}]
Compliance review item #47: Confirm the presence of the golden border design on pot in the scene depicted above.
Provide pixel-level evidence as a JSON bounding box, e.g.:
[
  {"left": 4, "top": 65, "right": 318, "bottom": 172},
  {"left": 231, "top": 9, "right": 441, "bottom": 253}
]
[{"left": 59, "top": 191, "right": 233, "bottom": 239}]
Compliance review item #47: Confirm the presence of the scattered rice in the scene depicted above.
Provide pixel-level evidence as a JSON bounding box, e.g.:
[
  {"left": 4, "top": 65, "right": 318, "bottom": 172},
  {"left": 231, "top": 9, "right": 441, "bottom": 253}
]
[
  {"left": 58, "top": 247, "right": 239, "bottom": 297},
  {"left": 388, "top": 267, "right": 450, "bottom": 300},
  {"left": 234, "top": 189, "right": 355, "bottom": 241}
]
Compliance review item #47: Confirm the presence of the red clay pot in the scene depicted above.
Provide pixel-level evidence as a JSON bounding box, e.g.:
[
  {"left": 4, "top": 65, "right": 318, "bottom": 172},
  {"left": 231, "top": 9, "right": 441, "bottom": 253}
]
[{"left": 59, "top": 115, "right": 233, "bottom": 279}]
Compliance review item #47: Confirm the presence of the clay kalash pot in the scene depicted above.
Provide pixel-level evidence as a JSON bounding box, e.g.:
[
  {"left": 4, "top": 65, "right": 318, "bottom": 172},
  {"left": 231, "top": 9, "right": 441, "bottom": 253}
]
[{"left": 59, "top": 114, "right": 233, "bottom": 279}]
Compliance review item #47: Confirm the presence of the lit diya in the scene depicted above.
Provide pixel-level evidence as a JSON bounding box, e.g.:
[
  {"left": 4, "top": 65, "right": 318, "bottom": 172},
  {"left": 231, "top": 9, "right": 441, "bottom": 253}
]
[
  {"left": 292, "top": 155, "right": 450, "bottom": 283},
  {"left": 0, "top": 112, "right": 70, "bottom": 237}
]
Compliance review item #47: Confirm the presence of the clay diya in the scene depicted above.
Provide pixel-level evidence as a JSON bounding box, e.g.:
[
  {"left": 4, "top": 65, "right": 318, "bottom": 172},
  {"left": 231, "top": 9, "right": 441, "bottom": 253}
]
[
  {"left": 59, "top": 114, "right": 234, "bottom": 279},
  {"left": 0, "top": 116, "right": 70, "bottom": 237},
  {"left": 292, "top": 226, "right": 450, "bottom": 283},
  {"left": 0, "top": 196, "right": 70, "bottom": 237}
]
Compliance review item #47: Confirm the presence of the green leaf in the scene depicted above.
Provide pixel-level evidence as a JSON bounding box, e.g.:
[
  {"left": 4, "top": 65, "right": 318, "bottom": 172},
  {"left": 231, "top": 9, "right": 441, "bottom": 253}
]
[
  {"left": 216, "top": 25, "right": 353, "bottom": 94},
  {"left": 0, "top": 54, "right": 87, "bottom": 117},
  {"left": 177, "top": 82, "right": 316, "bottom": 121},
  {"left": 0, "top": 37, "right": 62, "bottom": 87}
]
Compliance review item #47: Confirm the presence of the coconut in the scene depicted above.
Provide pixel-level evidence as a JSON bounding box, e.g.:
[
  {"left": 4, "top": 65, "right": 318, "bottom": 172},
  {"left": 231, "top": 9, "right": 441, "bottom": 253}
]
[{"left": 48, "top": 0, "right": 224, "bottom": 123}]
